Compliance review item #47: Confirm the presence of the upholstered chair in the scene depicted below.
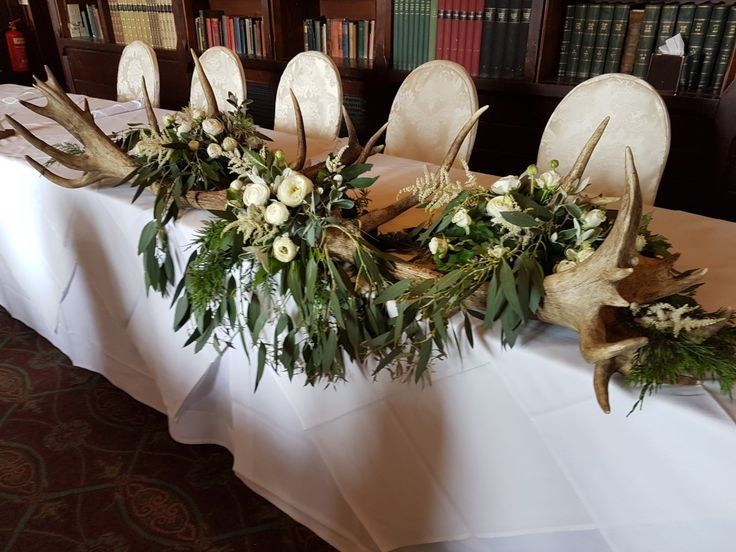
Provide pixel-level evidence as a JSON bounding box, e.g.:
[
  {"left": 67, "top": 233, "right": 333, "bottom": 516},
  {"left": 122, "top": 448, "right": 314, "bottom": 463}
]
[
  {"left": 274, "top": 51, "right": 343, "bottom": 141},
  {"left": 117, "top": 41, "right": 160, "bottom": 107},
  {"left": 537, "top": 73, "right": 671, "bottom": 205},
  {"left": 190, "top": 46, "right": 248, "bottom": 112},
  {"left": 384, "top": 60, "right": 480, "bottom": 166}
]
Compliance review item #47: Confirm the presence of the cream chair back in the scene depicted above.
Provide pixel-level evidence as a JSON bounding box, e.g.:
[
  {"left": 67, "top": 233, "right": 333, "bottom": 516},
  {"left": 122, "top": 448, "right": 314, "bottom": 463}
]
[
  {"left": 117, "top": 41, "right": 160, "bottom": 107},
  {"left": 385, "top": 60, "right": 479, "bottom": 166},
  {"left": 274, "top": 51, "right": 343, "bottom": 141},
  {"left": 537, "top": 73, "right": 670, "bottom": 205},
  {"left": 190, "top": 47, "right": 247, "bottom": 112}
]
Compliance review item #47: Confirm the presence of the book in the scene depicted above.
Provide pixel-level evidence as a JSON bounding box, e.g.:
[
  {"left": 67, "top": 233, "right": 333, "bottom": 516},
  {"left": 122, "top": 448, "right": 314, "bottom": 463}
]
[
  {"left": 619, "top": 8, "right": 644, "bottom": 74},
  {"left": 603, "top": 4, "right": 630, "bottom": 73},
  {"left": 711, "top": 6, "right": 736, "bottom": 93},
  {"left": 502, "top": 0, "right": 522, "bottom": 77},
  {"left": 591, "top": 4, "right": 614, "bottom": 77},
  {"left": 684, "top": 4, "right": 713, "bottom": 88},
  {"left": 479, "top": 0, "right": 497, "bottom": 77},
  {"left": 490, "top": 0, "right": 510, "bottom": 77},
  {"left": 578, "top": 4, "right": 601, "bottom": 79},
  {"left": 514, "top": 0, "right": 532, "bottom": 77},
  {"left": 471, "top": 0, "right": 484, "bottom": 74},
  {"left": 429, "top": 0, "right": 439, "bottom": 61},
  {"left": 673, "top": 4, "right": 696, "bottom": 44},
  {"left": 697, "top": 5, "right": 729, "bottom": 90},
  {"left": 557, "top": 4, "right": 576, "bottom": 80},
  {"left": 66, "top": 3, "right": 83, "bottom": 38},
  {"left": 632, "top": 4, "right": 662, "bottom": 77},
  {"left": 655, "top": 5, "right": 680, "bottom": 48},
  {"left": 566, "top": 3, "right": 588, "bottom": 79}
]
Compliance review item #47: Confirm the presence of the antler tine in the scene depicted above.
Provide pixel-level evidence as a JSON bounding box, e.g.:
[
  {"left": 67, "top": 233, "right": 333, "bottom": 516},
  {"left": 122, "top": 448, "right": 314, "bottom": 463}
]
[
  {"left": 5, "top": 115, "right": 92, "bottom": 171},
  {"left": 140, "top": 77, "right": 160, "bottom": 134},
  {"left": 338, "top": 105, "right": 364, "bottom": 166},
  {"left": 560, "top": 117, "right": 610, "bottom": 192},
  {"left": 41, "top": 64, "right": 65, "bottom": 93},
  {"left": 289, "top": 89, "right": 307, "bottom": 171},
  {"left": 357, "top": 121, "right": 389, "bottom": 164},
  {"left": 24, "top": 155, "right": 102, "bottom": 189},
  {"left": 439, "top": 105, "right": 489, "bottom": 172},
  {"left": 190, "top": 49, "right": 218, "bottom": 117}
]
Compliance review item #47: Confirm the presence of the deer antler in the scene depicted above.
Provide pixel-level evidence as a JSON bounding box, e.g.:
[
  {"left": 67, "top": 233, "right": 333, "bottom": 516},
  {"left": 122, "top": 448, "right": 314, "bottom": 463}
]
[
  {"left": 140, "top": 76, "right": 160, "bottom": 134},
  {"left": 190, "top": 49, "right": 218, "bottom": 117}
]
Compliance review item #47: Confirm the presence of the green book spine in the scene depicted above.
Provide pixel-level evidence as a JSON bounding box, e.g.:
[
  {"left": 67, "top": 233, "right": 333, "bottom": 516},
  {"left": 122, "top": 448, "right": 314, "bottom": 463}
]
[
  {"left": 655, "top": 5, "right": 680, "bottom": 48},
  {"left": 424, "top": 0, "right": 432, "bottom": 64},
  {"left": 557, "top": 4, "right": 575, "bottom": 80},
  {"left": 697, "top": 5, "right": 729, "bottom": 90},
  {"left": 408, "top": 0, "right": 417, "bottom": 69},
  {"left": 632, "top": 4, "right": 662, "bottom": 77},
  {"left": 591, "top": 4, "right": 614, "bottom": 76},
  {"left": 358, "top": 20, "right": 364, "bottom": 60},
  {"left": 578, "top": 4, "right": 600, "bottom": 79},
  {"left": 711, "top": 7, "right": 736, "bottom": 93},
  {"left": 490, "top": 0, "right": 510, "bottom": 77},
  {"left": 393, "top": 0, "right": 401, "bottom": 69},
  {"left": 684, "top": 4, "right": 713, "bottom": 88},
  {"left": 502, "top": 0, "right": 522, "bottom": 77},
  {"left": 514, "top": 0, "right": 532, "bottom": 77},
  {"left": 479, "top": 0, "right": 497, "bottom": 77},
  {"left": 675, "top": 4, "right": 696, "bottom": 88},
  {"left": 567, "top": 3, "right": 588, "bottom": 79},
  {"left": 603, "top": 4, "right": 630, "bottom": 73},
  {"left": 415, "top": 0, "right": 424, "bottom": 66},
  {"left": 429, "top": 0, "right": 439, "bottom": 60}
]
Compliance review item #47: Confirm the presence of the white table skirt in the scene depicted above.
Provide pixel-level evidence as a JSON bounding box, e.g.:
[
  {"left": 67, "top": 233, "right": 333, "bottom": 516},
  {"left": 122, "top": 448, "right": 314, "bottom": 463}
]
[{"left": 1, "top": 85, "right": 736, "bottom": 552}]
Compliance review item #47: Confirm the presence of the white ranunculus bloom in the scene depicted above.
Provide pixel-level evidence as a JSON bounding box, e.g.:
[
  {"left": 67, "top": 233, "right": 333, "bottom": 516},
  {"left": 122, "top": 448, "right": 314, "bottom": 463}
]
[
  {"left": 451, "top": 208, "right": 472, "bottom": 228},
  {"left": 554, "top": 260, "right": 577, "bottom": 273},
  {"left": 242, "top": 182, "right": 270, "bottom": 206},
  {"left": 202, "top": 118, "right": 225, "bottom": 136},
  {"left": 230, "top": 179, "right": 244, "bottom": 191},
  {"left": 635, "top": 234, "right": 647, "bottom": 252},
  {"left": 491, "top": 175, "right": 521, "bottom": 195},
  {"left": 190, "top": 107, "right": 206, "bottom": 120},
  {"left": 429, "top": 236, "right": 448, "bottom": 256},
  {"left": 221, "top": 137, "right": 238, "bottom": 152},
  {"left": 581, "top": 208, "right": 607, "bottom": 229},
  {"left": 486, "top": 194, "right": 520, "bottom": 219},
  {"left": 265, "top": 201, "right": 290, "bottom": 226},
  {"left": 537, "top": 170, "right": 561, "bottom": 191},
  {"left": 187, "top": 140, "right": 200, "bottom": 151},
  {"left": 207, "top": 143, "right": 223, "bottom": 158},
  {"left": 276, "top": 173, "right": 314, "bottom": 207},
  {"left": 176, "top": 122, "right": 192, "bottom": 136},
  {"left": 273, "top": 235, "right": 298, "bottom": 263}
]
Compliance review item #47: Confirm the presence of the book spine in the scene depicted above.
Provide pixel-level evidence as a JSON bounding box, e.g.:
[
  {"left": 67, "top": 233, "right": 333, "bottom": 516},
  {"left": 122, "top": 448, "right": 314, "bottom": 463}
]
[
  {"left": 603, "top": 4, "right": 630, "bottom": 73},
  {"left": 479, "top": 0, "right": 497, "bottom": 77},
  {"left": 655, "top": 5, "right": 680, "bottom": 48},
  {"left": 421, "top": 0, "right": 430, "bottom": 66},
  {"left": 429, "top": 0, "right": 439, "bottom": 60},
  {"left": 513, "top": 0, "right": 531, "bottom": 78},
  {"left": 557, "top": 4, "right": 575, "bottom": 80},
  {"left": 369, "top": 19, "right": 376, "bottom": 62},
  {"left": 442, "top": 0, "right": 454, "bottom": 60},
  {"left": 490, "top": 0, "right": 509, "bottom": 77},
  {"left": 566, "top": 3, "right": 588, "bottom": 79},
  {"left": 632, "top": 4, "right": 662, "bottom": 77},
  {"left": 460, "top": 0, "right": 472, "bottom": 69},
  {"left": 591, "top": 4, "right": 614, "bottom": 77},
  {"left": 697, "top": 5, "right": 729, "bottom": 90},
  {"left": 449, "top": 0, "right": 461, "bottom": 63},
  {"left": 684, "top": 4, "right": 713, "bottom": 88},
  {"left": 471, "top": 0, "right": 485, "bottom": 75},
  {"left": 358, "top": 20, "right": 365, "bottom": 60},
  {"left": 401, "top": 0, "right": 409, "bottom": 68},
  {"left": 673, "top": 3, "right": 696, "bottom": 82},
  {"left": 502, "top": 0, "right": 521, "bottom": 78},
  {"left": 577, "top": 3, "right": 600, "bottom": 79},
  {"left": 711, "top": 6, "right": 736, "bottom": 93}
]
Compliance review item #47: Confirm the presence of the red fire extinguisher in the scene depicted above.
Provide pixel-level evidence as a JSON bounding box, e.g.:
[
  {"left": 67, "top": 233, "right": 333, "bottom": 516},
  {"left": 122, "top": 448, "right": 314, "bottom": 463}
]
[{"left": 6, "top": 19, "right": 29, "bottom": 73}]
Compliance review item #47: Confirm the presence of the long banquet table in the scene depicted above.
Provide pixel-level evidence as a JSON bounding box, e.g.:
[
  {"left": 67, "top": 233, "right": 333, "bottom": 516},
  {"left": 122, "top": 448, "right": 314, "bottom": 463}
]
[{"left": 1, "top": 84, "right": 736, "bottom": 552}]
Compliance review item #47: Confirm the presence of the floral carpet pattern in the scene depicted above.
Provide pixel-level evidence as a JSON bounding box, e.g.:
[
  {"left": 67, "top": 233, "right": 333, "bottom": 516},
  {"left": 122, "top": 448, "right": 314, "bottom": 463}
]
[{"left": 0, "top": 307, "right": 335, "bottom": 551}]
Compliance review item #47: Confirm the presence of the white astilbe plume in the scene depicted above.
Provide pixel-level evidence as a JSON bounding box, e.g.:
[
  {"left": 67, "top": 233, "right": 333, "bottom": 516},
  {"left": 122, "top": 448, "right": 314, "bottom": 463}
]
[
  {"left": 632, "top": 302, "right": 726, "bottom": 338},
  {"left": 225, "top": 149, "right": 257, "bottom": 178},
  {"left": 130, "top": 132, "right": 173, "bottom": 164},
  {"left": 399, "top": 160, "right": 480, "bottom": 214},
  {"left": 222, "top": 205, "right": 279, "bottom": 246},
  {"left": 325, "top": 145, "right": 349, "bottom": 173}
]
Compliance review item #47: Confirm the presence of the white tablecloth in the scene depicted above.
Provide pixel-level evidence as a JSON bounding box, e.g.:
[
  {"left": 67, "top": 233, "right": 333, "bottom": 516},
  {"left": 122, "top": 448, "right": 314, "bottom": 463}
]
[{"left": 1, "top": 85, "right": 736, "bottom": 552}]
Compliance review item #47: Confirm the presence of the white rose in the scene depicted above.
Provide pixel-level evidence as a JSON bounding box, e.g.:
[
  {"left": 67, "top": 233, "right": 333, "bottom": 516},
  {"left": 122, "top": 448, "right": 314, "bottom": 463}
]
[
  {"left": 176, "top": 122, "right": 192, "bottom": 136},
  {"left": 163, "top": 114, "right": 176, "bottom": 128},
  {"left": 537, "top": 170, "right": 561, "bottom": 191},
  {"left": 207, "top": 143, "right": 223, "bottom": 158},
  {"left": 264, "top": 201, "right": 290, "bottom": 226},
  {"left": 451, "top": 208, "right": 472, "bottom": 228},
  {"left": 242, "top": 182, "right": 270, "bottom": 206},
  {"left": 230, "top": 179, "right": 244, "bottom": 191},
  {"left": 486, "top": 194, "right": 520, "bottom": 219},
  {"left": 635, "top": 234, "right": 647, "bottom": 252},
  {"left": 491, "top": 175, "right": 521, "bottom": 195},
  {"left": 221, "top": 137, "right": 238, "bottom": 152},
  {"left": 187, "top": 140, "right": 199, "bottom": 151},
  {"left": 201, "top": 118, "right": 225, "bottom": 136},
  {"left": 272, "top": 235, "right": 298, "bottom": 263},
  {"left": 190, "top": 107, "right": 206, "bottom": 120},
  {"left": 276, "top": 173, "right": 314, "bottom": 207},
  {"left": 581, "top": 208, "right": 606, "bottom": 229},
  {"left": 554, "top": 260, "right": 577, "bottom": 273},
  {"left": 429, "top": 237, "right": 448, "bottom": 256}
]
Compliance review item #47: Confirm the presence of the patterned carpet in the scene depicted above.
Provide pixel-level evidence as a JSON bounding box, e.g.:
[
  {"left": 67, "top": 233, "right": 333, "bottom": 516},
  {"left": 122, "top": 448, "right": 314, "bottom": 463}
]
[{"left": 0, "top": 307, "right": 336, "bottom": 551}]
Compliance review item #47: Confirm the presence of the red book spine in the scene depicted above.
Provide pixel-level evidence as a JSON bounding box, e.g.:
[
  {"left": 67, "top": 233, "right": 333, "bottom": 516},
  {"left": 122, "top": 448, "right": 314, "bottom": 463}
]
[
  {"left": 436, "top": 1, "right": 447, "bottom": 59},
  {"left": 462, "top": 0, "right": 474, "bottom": 70},
  {"left": 448, "top": 0, "right": 460, "bottom": 62},
  {"left": 206, "top": 18, "right": 214, "bottom": 48},
  {"left": 228, "top": 16, "right": 236, "bottom": 52},
  {"left": 470, "top": 0, "right": 483, "bottom": 75}
]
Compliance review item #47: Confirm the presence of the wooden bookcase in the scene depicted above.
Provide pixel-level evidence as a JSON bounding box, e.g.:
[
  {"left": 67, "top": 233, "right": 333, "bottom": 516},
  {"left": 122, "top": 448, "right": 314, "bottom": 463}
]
[{"left": 18, "top": 0, "right": 736, "bottom": 219}]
